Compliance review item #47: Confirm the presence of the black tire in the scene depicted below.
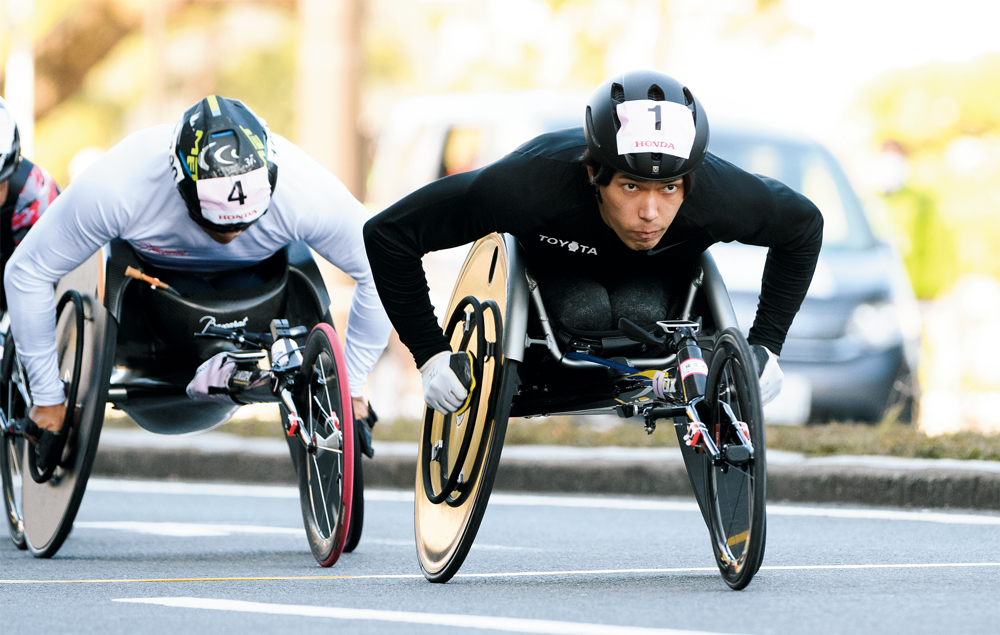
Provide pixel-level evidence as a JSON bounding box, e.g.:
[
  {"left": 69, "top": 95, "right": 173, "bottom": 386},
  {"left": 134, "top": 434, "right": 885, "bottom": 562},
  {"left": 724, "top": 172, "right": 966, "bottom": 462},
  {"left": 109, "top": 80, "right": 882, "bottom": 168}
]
[
  {"left": 703, "top": 327, "right": 767, "bottom": 590},
  {"left": 287, "top": 323, "right": 354, "bottom": 567},
  {"left": 1, "top": 331, "right": 28, "bottom": 550},
  {"left": 417, "top": 360, "right": 518, "bottom": 583},
  {"left": 342, "top": 424, "right": 364, "bottom": 553}
]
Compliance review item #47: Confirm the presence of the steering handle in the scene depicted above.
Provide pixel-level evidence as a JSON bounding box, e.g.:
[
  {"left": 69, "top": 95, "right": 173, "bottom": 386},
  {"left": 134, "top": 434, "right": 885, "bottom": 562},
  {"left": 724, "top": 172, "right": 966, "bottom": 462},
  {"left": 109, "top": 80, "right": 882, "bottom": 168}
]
[{"left": 618, "top": 318, "right": 665, "bottom": 347}]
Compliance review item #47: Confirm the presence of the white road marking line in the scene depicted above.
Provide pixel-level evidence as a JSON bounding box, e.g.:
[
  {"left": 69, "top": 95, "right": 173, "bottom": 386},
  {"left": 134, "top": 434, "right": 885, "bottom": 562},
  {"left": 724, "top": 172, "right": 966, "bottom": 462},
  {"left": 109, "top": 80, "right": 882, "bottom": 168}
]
[
  {"left": 114, "top": 597, "right": 732, "bottom": 635},
  {"left": 87, "top": 479, "right": 1000, "bottom": 526},
  {"left": 88, "top": 479, "right": 299, "bottom": 499},
  {"left": 366, "top": 538, "right": 541, "bottom": 552},
  {"left": 72, "top": 522, "right": 537, "bottom": 550},
  {"left": 5, "top": 562, "right": 1000, "bottom": 585},
  {"left": 765, "top": 504, "right": 1000, "bottom": 525},
  {"left": 73, "top": 521, "right": 304, "bottom": 537}
]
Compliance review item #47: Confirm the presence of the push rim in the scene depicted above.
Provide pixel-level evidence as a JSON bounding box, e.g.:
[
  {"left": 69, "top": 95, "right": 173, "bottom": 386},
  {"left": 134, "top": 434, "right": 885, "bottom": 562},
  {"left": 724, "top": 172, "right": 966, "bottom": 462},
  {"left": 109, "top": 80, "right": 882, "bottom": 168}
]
[
  {"left": 420, "top": 297, "right": 502, "bottom": 507},
  {"left": 27, "top": 291, "right": 85, "bottom": 484}
]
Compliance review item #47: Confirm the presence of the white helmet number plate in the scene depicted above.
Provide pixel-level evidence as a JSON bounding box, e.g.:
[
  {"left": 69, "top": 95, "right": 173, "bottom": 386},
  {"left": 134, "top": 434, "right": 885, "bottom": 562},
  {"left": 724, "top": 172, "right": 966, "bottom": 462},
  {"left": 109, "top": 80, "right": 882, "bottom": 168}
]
[
  {"left": 615, "top": 100, "right": 695, "bottom": 160},
  {"left": 196, "top": 165, "right": 271, "bottom": 226}
]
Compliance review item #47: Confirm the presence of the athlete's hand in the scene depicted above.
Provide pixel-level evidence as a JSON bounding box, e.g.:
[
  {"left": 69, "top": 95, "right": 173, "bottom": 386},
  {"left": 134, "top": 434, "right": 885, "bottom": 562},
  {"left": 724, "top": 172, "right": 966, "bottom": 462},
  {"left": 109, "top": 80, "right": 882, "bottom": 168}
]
[
  {"left": 186, "top": 352, "right": 237, "bottom": 404},
  {"left": 419, "top": 351, "right": 473, "bottom": 414},
  {"left": 751, "top": 345, "right": 783, "bottom": 406},
  {"left": 351, "top": 397, "right": 368, "bottom": 420},
  {"left": 29, "top": 404, "right": 66, "bottom": 432}
]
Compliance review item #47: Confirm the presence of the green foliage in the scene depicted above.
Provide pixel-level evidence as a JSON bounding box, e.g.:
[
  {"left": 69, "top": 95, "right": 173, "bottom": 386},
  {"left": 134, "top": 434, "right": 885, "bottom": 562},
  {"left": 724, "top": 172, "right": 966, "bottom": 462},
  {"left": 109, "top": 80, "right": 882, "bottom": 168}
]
[
  {"left": 106, "top": 408, "right": 1000, "bottom": 462},
  {"left": 864, "top": 54, "right": 1000, "bottom": 151},
  {"left": 863, "top": 54, "right": 1000, "bottom": 297}
]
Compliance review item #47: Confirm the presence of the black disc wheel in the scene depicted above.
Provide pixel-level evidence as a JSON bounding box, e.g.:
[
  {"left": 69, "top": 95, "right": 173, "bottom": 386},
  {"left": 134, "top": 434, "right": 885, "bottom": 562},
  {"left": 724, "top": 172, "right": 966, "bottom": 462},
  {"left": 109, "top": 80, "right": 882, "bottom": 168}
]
[
  {"left": 288, "top": 323, "right": 354, "bottom": 567},
  {"left": 1, "top": 331, "right": 29, "bottom": 549},
  {"left": 704, "top": 327, "right": 767, "bottom": 590},
  {"left": 342, "top": 423, "right": 364, "bottom": 553}
]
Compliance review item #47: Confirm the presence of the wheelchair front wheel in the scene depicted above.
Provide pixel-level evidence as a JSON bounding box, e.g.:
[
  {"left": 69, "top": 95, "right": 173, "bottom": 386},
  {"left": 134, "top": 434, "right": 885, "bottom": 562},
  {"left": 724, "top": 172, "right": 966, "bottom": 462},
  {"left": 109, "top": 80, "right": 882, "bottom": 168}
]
[
  {"left": 704, "top": 327, "right": 767, "bottom": 590},
  {"left": 288, "top": 323, "right": 354, "bottom": 567}
]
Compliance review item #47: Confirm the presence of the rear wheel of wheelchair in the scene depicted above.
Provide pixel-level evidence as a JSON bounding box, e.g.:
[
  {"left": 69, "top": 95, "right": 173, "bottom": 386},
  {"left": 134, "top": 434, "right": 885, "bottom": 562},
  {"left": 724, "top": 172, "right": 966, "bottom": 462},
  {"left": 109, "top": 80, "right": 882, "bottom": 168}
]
[
  {"left": 342, "top": 423, "right": 364, "bottom": 553},
  {"left": 704, "top": 327, "right": 767, "bottom": 590},
  {"left": 288, "top": 323, "right": 354, "bottom": 567},
  {"left": 12, "top": 291, "right": 113, "bottom": 558},
  {"left": 415, "top": 234, "right": 517, "bottom": 583},
  {"left": 1, "top": 331, "right": 29, "bottom": 549}
]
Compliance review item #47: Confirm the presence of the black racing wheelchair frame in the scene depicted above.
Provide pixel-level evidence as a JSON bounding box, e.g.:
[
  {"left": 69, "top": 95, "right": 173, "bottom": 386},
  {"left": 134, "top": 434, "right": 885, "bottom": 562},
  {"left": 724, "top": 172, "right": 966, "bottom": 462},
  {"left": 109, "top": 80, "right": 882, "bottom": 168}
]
[
  {"left": 1, "top": 240, "right": 363, "bottom": 565},
  {"left": 414, "top": 233, "right": 767, "bottom": 590}
]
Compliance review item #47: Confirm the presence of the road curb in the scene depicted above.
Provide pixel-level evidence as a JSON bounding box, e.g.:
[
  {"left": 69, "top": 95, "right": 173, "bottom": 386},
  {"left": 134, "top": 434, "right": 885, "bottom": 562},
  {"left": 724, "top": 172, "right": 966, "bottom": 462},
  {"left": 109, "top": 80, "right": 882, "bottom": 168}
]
[{"left": 92, "top": 439, "right": 1000, "bottom": 512}]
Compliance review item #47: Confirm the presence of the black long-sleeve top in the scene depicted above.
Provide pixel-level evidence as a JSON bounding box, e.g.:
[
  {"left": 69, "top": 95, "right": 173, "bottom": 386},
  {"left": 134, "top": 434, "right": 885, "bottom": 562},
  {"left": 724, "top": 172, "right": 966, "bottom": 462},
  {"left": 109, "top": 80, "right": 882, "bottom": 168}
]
[{"left": 364, "top": 127, "right": 823, "bottom": 368}]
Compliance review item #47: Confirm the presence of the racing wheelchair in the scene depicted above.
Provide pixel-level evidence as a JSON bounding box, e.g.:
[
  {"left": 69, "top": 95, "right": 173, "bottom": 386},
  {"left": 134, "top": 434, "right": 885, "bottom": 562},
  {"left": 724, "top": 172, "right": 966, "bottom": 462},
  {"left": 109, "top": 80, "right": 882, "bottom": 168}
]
[
  {"left": 415, "top": 233, "right": 766, "bottom": 590},
  {"left": 1, "top": 239, "right": 364, "bottom": 565}
]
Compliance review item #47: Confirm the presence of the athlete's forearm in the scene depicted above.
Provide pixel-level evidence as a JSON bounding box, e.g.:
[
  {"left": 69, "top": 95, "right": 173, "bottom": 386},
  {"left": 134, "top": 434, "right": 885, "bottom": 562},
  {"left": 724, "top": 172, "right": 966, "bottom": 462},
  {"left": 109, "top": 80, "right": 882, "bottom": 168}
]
[
  {"left": 747, "top": 205, "right": 823, "bottom": 354},
  {"left": 342, "top": 272, "right": 392, "bottom": 398}
]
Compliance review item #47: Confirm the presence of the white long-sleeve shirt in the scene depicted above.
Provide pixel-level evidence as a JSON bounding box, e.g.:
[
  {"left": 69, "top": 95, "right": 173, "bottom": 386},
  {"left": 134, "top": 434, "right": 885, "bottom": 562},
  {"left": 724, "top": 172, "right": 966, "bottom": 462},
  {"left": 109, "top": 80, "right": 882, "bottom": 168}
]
[{"left": 4, "top": 124, "right": 390, "bottom": 404}]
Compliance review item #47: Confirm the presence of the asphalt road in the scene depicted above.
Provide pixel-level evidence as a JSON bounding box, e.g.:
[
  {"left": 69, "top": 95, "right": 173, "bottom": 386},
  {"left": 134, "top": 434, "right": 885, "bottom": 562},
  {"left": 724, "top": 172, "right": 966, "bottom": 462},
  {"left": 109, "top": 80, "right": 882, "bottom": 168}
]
[{"left": 2, "top": 480, "right": 1000, "bottom": 634}]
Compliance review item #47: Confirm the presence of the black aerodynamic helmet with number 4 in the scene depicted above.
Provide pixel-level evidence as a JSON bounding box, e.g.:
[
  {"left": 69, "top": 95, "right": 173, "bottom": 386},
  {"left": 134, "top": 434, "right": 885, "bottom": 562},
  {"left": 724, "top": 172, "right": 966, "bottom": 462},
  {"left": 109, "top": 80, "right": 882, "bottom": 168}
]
[
  {"left": 170, "top": 95, "right": 278, "bottom": 233},
  {"left": 584, "top": 70, "right": 709, "bottom": 181}
]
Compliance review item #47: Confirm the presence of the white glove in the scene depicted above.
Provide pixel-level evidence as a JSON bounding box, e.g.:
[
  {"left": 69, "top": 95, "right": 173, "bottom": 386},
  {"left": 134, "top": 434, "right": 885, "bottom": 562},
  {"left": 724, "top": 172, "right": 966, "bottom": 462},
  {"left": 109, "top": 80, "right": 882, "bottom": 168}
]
[
  {"left": 752, "top": 345, "right": 783, "bottom": 407},
  {"left": 420, "top": 351, "right": 472, "bottom": 414},
  {"left": 185, "top": 352, "right": 237, "bottom": 404}
]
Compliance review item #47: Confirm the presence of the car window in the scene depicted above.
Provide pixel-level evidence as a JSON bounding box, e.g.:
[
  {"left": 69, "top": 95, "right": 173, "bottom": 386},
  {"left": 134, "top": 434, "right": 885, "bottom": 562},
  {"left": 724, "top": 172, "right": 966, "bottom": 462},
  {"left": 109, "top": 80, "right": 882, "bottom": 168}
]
[{"left": 709, "top": 134, "right": 873, "bottom": 250}]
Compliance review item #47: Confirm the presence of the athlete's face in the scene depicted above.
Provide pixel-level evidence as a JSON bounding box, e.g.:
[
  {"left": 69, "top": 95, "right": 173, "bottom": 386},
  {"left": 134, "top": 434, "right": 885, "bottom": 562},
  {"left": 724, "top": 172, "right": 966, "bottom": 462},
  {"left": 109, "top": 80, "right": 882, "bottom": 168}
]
[
  {"left": 0, "top": 179, "right": 8, "bottom": 202},
  {"left": 200, "top": 227, "right": 244, "bottom": 244},
  {"left": 589, "top": 169, "right": 685, "bottom": 251}
]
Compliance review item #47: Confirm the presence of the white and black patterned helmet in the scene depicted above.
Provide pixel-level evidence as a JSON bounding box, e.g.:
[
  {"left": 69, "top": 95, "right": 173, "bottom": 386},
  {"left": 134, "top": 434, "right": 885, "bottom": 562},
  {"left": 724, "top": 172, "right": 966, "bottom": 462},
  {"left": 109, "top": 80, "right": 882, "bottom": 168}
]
[
  {"left": 584, "top": 70, "right": 709, "bottom": 181},
  {"left": 0, "top": 97, "right": 22, "bottom": 183},
  {"left": 169, "top": 96, "right": 278, "bottom": 232}
]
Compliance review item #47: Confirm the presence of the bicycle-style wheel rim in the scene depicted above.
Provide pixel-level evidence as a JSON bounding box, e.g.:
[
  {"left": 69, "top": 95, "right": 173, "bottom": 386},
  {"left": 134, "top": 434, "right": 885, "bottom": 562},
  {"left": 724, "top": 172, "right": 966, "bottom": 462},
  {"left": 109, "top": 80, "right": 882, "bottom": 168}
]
[{"left": 705, "top": 329, "right": 766, "bottom": 589}]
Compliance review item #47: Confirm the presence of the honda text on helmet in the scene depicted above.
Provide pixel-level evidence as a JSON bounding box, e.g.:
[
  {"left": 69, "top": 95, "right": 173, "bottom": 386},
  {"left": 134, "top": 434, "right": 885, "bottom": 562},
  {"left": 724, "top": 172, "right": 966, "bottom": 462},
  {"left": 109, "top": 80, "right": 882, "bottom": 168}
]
[
  {"left": 0, "top": 96, "right": 22, "bottom": 183},
  {"left": 584, "top": 70, "right": 709, "bottom": 181},
  {"left": 169, "top": 95, "right": 278, "bottom": 233}
]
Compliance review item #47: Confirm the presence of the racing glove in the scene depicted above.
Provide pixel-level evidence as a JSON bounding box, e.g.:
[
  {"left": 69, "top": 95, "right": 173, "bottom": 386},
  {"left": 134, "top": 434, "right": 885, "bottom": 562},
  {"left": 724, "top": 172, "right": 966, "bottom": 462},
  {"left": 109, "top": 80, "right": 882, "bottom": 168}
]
[
  {"left": 751, "top": 345, "right": 783, "bottom": 407},
  {"left": 419, "top": 350, "right": 475, "bottom": 415},
  {"left": 355, "top": 403, "right": 378, "bottom": 459},
  {"left": 18, "top": 418, "right": 64, "bottom": 478},
  {"left": 185, "top": 352, "right": 237, "bottom": 405}
]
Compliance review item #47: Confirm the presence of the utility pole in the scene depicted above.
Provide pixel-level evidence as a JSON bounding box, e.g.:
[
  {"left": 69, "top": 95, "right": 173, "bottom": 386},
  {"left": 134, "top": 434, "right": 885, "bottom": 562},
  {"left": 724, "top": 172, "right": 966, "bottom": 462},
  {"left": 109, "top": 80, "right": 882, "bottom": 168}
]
[
  {"left": 295, "top": 0, "right": 364, "bottom": 199},
  {"left": 4, "top": 0, "right": 34, "bottom": 157}
]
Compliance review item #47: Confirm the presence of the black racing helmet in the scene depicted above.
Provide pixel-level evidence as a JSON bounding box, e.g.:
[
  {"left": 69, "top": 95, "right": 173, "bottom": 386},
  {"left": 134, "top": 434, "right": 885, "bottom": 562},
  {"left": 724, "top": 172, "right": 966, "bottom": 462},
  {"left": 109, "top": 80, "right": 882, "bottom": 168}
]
[
  {"left": 584, "top": 70, "right": 709, "bottom": 181},
  {"left": 169, "top": 96, "right": 278, "bottom": 233},
  {"left": 0, "top": 97, "right": 22, "bottom": 183}
]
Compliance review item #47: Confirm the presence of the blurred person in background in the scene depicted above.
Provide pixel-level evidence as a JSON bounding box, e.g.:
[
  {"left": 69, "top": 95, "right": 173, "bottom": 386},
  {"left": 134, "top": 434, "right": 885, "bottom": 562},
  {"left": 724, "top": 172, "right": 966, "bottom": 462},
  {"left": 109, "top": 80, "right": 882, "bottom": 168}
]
[
  {"left": 4, "top": 96, "right": 390, "bottom": 471},
  {"left": 1, "top": 97, "right": 61, "bottom": 313},
  {"left": 364, "top": 69, "right": 823, "bottom": 416}
]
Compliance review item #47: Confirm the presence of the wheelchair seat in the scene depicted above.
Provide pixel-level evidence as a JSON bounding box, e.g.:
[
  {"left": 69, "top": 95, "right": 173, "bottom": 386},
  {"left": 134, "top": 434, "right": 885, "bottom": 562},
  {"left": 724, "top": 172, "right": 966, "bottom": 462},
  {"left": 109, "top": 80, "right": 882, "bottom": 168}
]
[{"left": 141, "top": 251, "right": 289, "bottom": 360}]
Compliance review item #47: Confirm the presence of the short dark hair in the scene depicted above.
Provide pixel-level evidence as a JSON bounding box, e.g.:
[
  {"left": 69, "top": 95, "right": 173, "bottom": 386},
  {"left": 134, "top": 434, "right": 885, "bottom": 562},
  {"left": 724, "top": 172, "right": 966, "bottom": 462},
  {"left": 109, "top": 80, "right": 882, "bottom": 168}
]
[{"left": 580, "top": 147, "right": 695, "bottom": 193}]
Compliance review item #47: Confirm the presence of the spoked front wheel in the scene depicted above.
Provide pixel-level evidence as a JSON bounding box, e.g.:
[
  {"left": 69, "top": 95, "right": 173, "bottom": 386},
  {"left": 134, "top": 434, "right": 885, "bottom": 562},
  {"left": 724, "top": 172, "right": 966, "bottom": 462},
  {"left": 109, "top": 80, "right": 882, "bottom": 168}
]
[
  {"left": 703, "top": 327, "right": 767, "bottom": 590},
  {"left": 288, "top": 323, "right": 354, "bottom": 567}
]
